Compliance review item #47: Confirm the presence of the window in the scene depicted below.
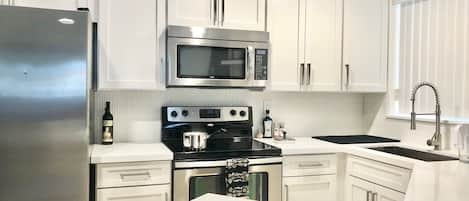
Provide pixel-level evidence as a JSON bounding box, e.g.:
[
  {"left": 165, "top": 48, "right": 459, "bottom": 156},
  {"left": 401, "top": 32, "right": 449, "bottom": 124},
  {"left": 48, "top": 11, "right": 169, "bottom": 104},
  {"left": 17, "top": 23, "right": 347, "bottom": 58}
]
[{"left": 389, "top": 0, "right": 469, "bottom": 121}]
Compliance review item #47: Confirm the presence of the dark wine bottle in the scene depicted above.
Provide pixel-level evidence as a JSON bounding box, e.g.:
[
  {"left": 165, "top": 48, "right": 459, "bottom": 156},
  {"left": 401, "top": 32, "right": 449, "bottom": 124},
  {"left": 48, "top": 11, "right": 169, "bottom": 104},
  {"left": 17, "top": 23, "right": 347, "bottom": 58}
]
[
  {"left": 263, "top": 109, "right": 273, "bottom": 138},
  {"left": 102, "top": 101, "right": 113, "bottom": 145}
]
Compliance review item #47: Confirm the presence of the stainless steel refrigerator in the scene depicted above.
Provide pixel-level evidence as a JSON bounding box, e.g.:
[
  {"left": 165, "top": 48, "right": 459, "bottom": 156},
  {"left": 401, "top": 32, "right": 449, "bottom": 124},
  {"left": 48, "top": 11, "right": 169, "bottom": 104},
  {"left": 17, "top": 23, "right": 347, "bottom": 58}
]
[{"left": 0, "top": 6, "right": 90, "bottom": 201}]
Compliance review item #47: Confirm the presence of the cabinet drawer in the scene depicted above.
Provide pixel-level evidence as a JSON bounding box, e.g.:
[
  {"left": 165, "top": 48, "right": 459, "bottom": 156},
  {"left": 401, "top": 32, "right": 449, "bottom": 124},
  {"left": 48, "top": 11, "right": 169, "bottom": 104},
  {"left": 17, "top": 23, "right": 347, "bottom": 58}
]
[
  {"left": 97, "top": 184, "right": 170, "bottom": 201},
  {"left": 283, "top": 154, "right": 337, "bottom": 176},
  {"left": 347, "top": 155, "right": 411, "bottom": 193},
  {"left": 96, "top": 161, "right": 171, "bottom": 188}
]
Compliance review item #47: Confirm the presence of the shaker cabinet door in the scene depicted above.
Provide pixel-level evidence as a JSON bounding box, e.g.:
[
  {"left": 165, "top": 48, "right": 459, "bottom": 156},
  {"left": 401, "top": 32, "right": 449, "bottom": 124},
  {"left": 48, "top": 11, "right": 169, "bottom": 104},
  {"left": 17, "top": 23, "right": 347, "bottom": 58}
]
[
  {"left": 167, "top": 0, "right": 216, "bottom": 28},
  {"left": 221, "top": 0, "right": 266, "bottom": 31},
  {"left": 342, "top": 0, "right": 388, "bottom": 92},
  {"left": 98, "top": 0, "right": 165, "bottom": 90},
  {"left": 345, "top": 176, "right": 375, "bottom": 201},
  {"left": 374, "top": 185, "right": 405, "bottom": 201},
  {"left": 267, "top": 0, "right": 301, "bottom": 91},
  {"left": 97, "top": 185, "right": 170, "bottom": 201},
  {"left": 283, "top": 175, "right": 337, "bottom": 201},
  {"left": 303, "top": 0, "right": 343, "bottom": 91}
]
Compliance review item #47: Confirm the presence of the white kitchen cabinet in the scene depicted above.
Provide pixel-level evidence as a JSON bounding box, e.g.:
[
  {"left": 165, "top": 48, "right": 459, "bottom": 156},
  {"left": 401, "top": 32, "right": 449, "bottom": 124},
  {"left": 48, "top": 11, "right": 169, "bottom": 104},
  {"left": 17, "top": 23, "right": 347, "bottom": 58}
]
[
  {"left": 346, "top": 155, "right": 411, "bottom": 193},
  {"left": 9, "top": 0, "right": 80, "bottom": 10},
  {"left": 267, "top": 0, "right": 300, "bottom": 91},
  {"left": 346, "top": 176, "right": 404, "bottom": 201},
  {"left": 168, "top": 0, "right": 266, "bottom": 31},
  {"left": 342, "top": 0, "right": 389, "bottom": 92},
  {"left": 302, "top": 0, "right": 343, "bottom": 91},
  {"left": 374, "top": 185, "right": 405, "bottom": 201},
  {"left": 167, "top": 0, "right": 215, "bottom": 28},
  {"left": 97, "top": 0, "right": 166, "bottom": 90},
  {"left": 221, "top": 0, "right": 265, "bottom": 31},
  {"left": 97, "top": 185, "right": 170, "bottom": 201},
  {"left": 283, "top": 175, "right": 337, "bottom": 201},
  {"left": 347, "top": 176, "right": 375, "bottom": 201},
  {"left": 268, "top": 0, "right": 342, "bottom": 92}
]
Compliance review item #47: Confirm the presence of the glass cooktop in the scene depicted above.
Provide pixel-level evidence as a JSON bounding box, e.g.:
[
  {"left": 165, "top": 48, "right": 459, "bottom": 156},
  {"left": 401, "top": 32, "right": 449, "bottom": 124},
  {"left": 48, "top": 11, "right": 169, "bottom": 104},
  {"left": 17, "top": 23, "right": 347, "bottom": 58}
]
[
  {"left": 163, "top": 137, "right": 281, "bottom": 161},
  {"left": 312, "top": 135, "right": 400, "bottom": 144}
]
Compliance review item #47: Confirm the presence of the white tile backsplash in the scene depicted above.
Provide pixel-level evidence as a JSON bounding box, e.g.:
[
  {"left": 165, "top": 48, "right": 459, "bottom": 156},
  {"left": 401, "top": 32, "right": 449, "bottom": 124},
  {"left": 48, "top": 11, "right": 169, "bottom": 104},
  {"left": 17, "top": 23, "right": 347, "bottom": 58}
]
[{"left": 92, "top": 89, "right": 366, "bottom": 143}]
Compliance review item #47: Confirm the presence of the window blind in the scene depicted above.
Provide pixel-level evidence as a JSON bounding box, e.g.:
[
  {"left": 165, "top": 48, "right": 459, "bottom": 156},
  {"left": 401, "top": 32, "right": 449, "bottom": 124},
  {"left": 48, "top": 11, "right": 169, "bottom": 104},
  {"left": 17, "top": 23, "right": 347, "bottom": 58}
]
[{"left": 391, "top": 0, "right": 469, "bottom": 119}]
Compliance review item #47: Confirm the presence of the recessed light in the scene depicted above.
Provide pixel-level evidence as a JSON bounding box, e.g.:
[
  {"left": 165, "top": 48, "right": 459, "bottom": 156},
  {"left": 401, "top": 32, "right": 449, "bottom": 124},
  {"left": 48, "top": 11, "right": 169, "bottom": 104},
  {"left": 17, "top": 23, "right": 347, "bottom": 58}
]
[{"left": 58, "top": 18, "right": 75, "bottom": 25}]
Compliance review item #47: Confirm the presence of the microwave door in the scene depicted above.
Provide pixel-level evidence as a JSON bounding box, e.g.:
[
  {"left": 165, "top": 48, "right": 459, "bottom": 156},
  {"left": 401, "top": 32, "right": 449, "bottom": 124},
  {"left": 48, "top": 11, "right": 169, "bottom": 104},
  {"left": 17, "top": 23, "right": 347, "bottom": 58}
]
[{"left": 167, "top": 37, "right": 266, "bottom": 88}]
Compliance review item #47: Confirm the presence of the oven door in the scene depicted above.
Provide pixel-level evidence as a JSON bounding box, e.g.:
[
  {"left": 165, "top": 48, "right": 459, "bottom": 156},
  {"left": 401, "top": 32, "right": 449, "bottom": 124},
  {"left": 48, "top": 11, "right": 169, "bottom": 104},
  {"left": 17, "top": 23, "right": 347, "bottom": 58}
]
[
  {"left": 167, "top": 37, "right": 268, "bottom": 88},
  {"left": 173, "top": 158, "right": 281, "bottom": 201}
]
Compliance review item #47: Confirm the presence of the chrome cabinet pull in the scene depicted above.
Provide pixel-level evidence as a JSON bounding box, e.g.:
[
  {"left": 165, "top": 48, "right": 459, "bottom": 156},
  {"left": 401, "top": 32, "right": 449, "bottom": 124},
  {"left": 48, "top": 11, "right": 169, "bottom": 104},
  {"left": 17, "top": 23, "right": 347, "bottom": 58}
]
[
  {"left": 300, "top": 63, "right": 305, "bottom": 85},
  {"left": 213, "top": 0, "right": 218, "bottom": 26},
  {"left": 120, "top": 172, "right": 151, "bottom": 182},
  {"left": 285, "top": 185, "right": 289, "bottom": 201},
  {"left": 366, "top": 191, "right": 373, "bottom": 201},
  {"left": 298, "top": 162, "right": 323, "bottom": 168},
  {"left": 345, "top": 64, "right": 350, "bottom": 88},
  {"left": 165, "top": 192, "right": 168, "bottom": 201},
  {"left": 372, "top": 192, "right": 378, "bottom": 201},
  {"left": 306, "top": 63, "right": 311, "bottom": 85},
  {"left": 221, "top": 0, "right": 225, "bottom": 26}
]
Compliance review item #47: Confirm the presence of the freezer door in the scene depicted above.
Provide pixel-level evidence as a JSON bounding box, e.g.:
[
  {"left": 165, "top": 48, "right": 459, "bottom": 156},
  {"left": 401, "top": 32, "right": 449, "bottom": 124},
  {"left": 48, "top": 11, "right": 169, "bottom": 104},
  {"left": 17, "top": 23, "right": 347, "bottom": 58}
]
[{"left": 0, "top": 6, "right": 90, "bottom": 201}]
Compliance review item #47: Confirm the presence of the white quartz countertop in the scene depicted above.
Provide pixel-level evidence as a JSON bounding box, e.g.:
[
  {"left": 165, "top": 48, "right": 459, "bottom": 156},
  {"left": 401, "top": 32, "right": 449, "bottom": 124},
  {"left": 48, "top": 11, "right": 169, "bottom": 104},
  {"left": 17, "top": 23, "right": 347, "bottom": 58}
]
[
  {"left": 256, "top": 137, "right": 469, "bottom": 201},
  {"left": 90, "top": 143, "right": 173, "bottom": 164},
  {"left": 191, "top": 194, "right": 253, "bottom": 201}
]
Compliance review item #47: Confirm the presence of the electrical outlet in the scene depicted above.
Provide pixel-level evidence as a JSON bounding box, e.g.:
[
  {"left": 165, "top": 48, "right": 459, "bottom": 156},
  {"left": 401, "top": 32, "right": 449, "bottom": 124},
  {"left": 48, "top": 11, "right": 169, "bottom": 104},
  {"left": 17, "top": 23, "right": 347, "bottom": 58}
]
[{"left": 263, "top": 100, "right": 272, "bottom": 113}]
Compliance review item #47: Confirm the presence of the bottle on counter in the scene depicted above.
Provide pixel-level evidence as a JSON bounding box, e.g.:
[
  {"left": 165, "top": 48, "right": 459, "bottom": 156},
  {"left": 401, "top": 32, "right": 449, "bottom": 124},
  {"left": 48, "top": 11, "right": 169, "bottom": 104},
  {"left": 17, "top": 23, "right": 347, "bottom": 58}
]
[
  {"left": 263, "top": 109, "right": 273, "bottom": 138},
  {"left": 102, "top": 101, "right": 114, "bottom": 145}
]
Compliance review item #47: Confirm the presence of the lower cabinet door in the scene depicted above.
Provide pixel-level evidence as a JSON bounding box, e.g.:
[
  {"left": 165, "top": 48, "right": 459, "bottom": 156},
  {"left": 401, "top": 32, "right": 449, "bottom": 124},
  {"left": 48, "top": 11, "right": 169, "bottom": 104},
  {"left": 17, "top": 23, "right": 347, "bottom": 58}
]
[
  {"left": 374, "top": 185, "right": 405, "bottom": 201},
  {"left": 345, "top": 176, "right": 375, "bottom": 201},
  {"left": 283, "top": 175, "right": 337, "bottom": 201},
  {"left": 97, "top": 185, "right": 170, "bottom": 201}
]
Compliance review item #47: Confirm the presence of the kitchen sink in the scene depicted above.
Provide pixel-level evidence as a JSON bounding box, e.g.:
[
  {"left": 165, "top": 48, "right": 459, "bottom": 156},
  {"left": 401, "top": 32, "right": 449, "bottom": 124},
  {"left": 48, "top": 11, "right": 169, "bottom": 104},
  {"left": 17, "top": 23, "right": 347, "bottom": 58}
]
[{"left": 368, "top": 146, "right": 458, "bottom": 162}]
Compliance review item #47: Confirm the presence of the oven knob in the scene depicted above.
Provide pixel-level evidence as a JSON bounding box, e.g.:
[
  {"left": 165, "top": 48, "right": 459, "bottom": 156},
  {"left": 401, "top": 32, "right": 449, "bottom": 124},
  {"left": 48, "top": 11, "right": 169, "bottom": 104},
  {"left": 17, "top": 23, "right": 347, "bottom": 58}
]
[
  {"left": 239, "top": 110, "right": 246, "bottom": 117},
  {"left": 230, "top": 109, "right": 237, "bottom": 116},
  {"left": 182, "top": 110, "right": 189, "bottom": 117},
  {"left": 170, "top": 111, "right": 178, "bottom": 118}
]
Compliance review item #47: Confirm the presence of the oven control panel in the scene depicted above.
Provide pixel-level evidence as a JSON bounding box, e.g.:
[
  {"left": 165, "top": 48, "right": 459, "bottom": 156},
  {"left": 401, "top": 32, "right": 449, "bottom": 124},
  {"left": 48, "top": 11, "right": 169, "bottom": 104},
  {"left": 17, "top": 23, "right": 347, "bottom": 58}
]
[{"left": 165, "top": 106, "right": 250, "bottom": 122}]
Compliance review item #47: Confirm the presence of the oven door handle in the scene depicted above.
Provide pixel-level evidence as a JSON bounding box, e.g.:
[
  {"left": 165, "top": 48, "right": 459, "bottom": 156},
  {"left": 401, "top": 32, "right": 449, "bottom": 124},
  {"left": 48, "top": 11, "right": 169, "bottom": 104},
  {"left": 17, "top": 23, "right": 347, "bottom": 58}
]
[{"left": 175, "top": 157, "right": 282, "bottom": 168}]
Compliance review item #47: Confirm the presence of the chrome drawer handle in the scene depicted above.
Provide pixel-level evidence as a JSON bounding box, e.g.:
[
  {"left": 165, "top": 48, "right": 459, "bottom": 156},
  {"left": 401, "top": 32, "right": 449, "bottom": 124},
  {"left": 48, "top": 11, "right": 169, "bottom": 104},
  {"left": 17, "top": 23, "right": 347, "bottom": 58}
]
[
  {"left": 120, "top": 172, "right": 151, "bottom": 182},
  {"left": 298, "top": 162, "right": 323, "bottom": 168}
]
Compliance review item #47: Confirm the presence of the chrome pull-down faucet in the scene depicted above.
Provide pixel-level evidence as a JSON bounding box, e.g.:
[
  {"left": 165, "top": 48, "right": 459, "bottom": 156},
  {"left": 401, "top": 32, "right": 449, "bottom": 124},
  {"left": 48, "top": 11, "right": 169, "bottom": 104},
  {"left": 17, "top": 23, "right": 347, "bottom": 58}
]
[{"left": 410, "top": 82, "right": 442, "bottom": 150}]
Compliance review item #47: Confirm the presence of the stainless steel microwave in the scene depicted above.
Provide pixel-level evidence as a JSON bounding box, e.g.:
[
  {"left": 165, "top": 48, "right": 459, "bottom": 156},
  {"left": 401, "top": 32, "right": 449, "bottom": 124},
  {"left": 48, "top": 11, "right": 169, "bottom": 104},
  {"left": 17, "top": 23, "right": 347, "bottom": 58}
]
[{"left": 167, "top": 26, "right": 269, "bottom": 88}]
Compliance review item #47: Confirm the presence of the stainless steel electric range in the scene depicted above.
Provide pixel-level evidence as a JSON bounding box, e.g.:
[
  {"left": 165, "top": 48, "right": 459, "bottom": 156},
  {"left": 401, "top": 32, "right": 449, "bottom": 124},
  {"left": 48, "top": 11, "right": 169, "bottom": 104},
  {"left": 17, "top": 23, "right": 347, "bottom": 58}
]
[{"left": 161, "top": 106, "right": 281, "bottom": 201}]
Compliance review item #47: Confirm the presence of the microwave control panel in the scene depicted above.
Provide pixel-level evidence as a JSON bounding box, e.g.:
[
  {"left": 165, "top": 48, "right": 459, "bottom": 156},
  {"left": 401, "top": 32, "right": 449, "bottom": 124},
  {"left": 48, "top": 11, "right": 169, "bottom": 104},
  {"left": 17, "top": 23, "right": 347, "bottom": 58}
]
[{"left": 254, "top": 49, "right": 268, "bottom": 80}]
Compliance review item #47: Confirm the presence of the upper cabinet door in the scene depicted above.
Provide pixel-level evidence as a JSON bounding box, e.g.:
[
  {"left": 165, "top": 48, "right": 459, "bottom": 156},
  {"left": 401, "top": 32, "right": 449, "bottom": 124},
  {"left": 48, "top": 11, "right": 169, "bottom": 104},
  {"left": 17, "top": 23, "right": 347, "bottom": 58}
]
[
  {"left": 342, "top": 0, "right": 389, "bottom": 92},
  {"left": 167, "top": 0, "right": 216, "bottom": 28},
  {"left": 345, "top": 176, "right": 375, "bottom": 201},
  {"left": 221, "top": 0, "right": 266, "bottom": 31},
  {"left": 98, "top": 0, "right": 166, "bottom": 90},
  {"left": 267, "top": 0, "right": 300, "bottom": 91},
  {"left": 303, "top": 0, "right": 342, "bottom": 91},
  {"left": 11, "top": 0, "right": 79, "bottom": 10}
]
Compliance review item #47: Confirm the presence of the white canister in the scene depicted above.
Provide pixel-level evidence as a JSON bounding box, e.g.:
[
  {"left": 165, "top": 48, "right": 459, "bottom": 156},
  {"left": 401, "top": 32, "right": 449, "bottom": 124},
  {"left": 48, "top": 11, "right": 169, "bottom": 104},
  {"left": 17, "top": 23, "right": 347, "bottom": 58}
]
[{"left": 456, "top": 124, "right": 469, "bottom": 163}]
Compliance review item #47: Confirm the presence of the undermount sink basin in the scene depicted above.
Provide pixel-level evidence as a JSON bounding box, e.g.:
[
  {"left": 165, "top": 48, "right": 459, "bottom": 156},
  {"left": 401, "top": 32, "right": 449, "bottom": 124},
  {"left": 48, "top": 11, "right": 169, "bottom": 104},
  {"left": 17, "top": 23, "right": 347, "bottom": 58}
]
[{"left": 368, "top": 146, "right": 458, "bottom": 162}]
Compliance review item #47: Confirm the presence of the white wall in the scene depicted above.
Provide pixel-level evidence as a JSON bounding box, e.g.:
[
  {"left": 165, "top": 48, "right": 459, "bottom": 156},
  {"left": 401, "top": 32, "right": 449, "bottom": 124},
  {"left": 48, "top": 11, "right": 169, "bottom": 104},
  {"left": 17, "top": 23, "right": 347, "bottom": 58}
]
[
  {"left": 92, "top": 89, "right": 366, "bottom": 143},
  {"left": 364, "top": 94, "right": 459, "bottom": 152}
]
